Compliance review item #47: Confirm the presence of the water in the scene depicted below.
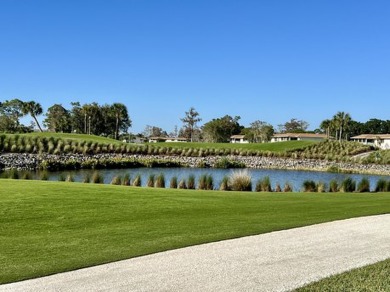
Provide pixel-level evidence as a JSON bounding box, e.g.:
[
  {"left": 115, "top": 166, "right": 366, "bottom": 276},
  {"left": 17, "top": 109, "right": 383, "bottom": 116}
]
[{"left": 28, "top": 168, "right": 389, "bottom": 192}]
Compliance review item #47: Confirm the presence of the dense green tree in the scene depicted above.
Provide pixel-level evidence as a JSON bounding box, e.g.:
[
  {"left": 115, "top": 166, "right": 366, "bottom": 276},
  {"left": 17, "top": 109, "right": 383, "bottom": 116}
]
[
  {"left": 180, "top": 107, "right": 202, "bottom": 142},
  {"left": 202, "top": 115, "right": 242, "bottom": 143},
  {"left": 21, "top": 101, "right": 44, "bottom": 132},
  {"left": 278, "top": 118, "right": 309, "bottom": 133},
  {"left": 245, "top": 120, "right": 274, "bottom": 142},
  {"left": 44, "top": 104, "right": 71, "bottom": 132},
  {"left": 0, "top": 99, "right": 25, "bottom": 132},
  {"left": 143, "top": 125, "right": 168, "bottom": 137},
  {"left": 110, "top": 103, "right": 131, "bottom": 140}
]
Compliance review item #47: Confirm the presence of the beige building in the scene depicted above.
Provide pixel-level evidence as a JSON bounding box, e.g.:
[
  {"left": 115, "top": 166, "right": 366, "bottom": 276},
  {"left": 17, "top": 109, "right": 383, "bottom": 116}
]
[
  {"left": 148, "top": 137, "right": 188, "bottom": 143},
  {"left": 350, "top": 134, "right": 390, "bottom": 150}
]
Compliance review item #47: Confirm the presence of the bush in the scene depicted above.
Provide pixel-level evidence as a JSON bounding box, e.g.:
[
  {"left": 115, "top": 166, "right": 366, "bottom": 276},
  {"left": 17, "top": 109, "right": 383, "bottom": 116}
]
[
  {"left": 255, "top": 176, "right": 272, "bottom": 192},
  {"left": 340, "top": 177, "right": 356, "bottom": 193},
  {"left": 229, "top": 170, "right": 252, "bottom": 192},
  {"left": 214, "top": 157, "right": 245, "bottom": 169},
  {"left": 155, "top": 173, "right": 165, "bottom": 188},
  {"left": 357, "top": 177, "right": 370, "bottom": 193},
  {"left": 302, "top": 180, "right": 317, "bottom": 192},
  {"left": 133, "top": 174, "right": 141, "bottom": 187},
  {"left": 170, "top": 176, "right": 178, "bottom": 189},
  {"left": 219, "top": 176, "right": 230, "bottom": 191},
  {"left": 58, "top": 173, "right": 66, "bottom": 181}
]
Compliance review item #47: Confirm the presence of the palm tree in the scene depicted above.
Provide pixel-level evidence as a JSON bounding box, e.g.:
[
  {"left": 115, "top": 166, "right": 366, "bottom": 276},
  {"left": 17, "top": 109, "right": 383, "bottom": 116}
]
[
  {"left": 332, "top": 111, "right": 351, "bottom": 141},
  {"left": 21, "top": 101, "right": 43, "bottom": 132},
  {"left": 110, "top": 103, "right": 131, "bottom": 140}
]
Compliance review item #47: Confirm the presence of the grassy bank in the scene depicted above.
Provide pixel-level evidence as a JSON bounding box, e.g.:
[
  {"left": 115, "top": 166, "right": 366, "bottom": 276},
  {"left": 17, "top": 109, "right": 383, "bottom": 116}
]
[
  {"left": 0, "top": 180, "right": 389, "bottom": 284},
  {"left": 295, "top": 258, "right": 390, "bottom": 291}
]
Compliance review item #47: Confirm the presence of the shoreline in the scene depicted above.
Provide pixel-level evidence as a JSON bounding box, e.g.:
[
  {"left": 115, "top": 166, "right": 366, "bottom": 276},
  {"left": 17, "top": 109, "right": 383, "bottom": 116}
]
[{"left": 1, "top": 153, "right": 389, "bottom": 175}]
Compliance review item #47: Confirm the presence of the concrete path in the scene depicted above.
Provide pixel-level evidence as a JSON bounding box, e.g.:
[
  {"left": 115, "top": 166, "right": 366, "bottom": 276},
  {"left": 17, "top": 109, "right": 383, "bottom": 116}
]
[{"left": 1, "top": 214, "right": 389, "bottom": 292}]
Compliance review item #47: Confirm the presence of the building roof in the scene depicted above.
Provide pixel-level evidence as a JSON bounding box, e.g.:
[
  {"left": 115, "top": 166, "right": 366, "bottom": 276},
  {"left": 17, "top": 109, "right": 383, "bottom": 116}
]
[
  {"left": 149, "top": 137, "right": 188, "bottom": 141},
  {"left": 230, "top": 135, "right": 246, "bottom": 139},
  {"left": 351, "top": 134, "right": 390, "bottom": 139},
  {"left": 272, "top": 133, "right": 328, "bottom": 139}
]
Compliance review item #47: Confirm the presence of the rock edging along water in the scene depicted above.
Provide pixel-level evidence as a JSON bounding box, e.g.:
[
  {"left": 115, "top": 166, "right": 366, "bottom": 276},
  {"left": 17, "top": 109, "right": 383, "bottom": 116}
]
[{"left": 0, "top": 153, "right": 389, "bottom": 175}]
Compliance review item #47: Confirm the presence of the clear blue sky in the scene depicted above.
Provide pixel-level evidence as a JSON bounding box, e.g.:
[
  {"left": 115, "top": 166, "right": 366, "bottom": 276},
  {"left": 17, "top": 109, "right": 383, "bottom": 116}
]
[{"left": 1, "top": 0, "right": 389, "bottom": 134}]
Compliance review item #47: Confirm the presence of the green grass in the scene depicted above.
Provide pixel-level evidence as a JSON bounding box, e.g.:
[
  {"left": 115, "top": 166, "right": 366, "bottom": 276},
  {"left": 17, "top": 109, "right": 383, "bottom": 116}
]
[
  {"left": 0, "top": 180, "right": 389, "bottom": 284},
  {"left": 14, "top": 132, "right": 124, "bottom": 144},
  {"left": 295, "top": 258, "right": 390, "bottom": 292},
  {"left": 150, "top": 140, "right": 315, "bottom": 152}
]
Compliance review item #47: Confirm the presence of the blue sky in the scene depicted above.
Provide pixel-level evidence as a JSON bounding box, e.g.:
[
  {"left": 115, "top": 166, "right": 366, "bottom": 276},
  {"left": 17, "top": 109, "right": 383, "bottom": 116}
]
[{"left": 1, "top": 0, "right": 389, "bottom": 134}]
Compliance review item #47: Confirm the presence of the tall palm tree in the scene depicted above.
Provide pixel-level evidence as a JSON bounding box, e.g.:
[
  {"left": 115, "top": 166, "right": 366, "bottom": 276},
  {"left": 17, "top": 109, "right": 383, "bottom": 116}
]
[
  {"left": 110, "top": 103, "right": 131, "bottom": 140},
  {"left": 332, "top": 111, "right": 351, "bottom": 141},
  {"left": 21, "top": 101, "right": 43, "bottom": 132}
]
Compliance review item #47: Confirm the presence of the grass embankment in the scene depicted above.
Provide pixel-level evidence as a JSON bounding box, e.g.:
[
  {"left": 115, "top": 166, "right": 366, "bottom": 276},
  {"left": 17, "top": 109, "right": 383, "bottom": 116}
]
[
  {"left": 1, "top": 180, "right": 389, "bottom": 284},
  {"left": 150, "top": 141, "right": 315, "bottom": 152},
  {"left": 296, "top": 258, "right": 390, "bottom": 292},
  {"left": 17, "top": 132, "right": 123, "bottom": 145}
]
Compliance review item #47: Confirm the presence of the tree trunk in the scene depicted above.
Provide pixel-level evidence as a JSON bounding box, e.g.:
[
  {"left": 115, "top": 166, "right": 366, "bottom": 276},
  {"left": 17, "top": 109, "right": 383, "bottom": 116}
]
[
  {"left": 115, "top": 114, "right": 119, "bottom": 140},
  {"left": 33, "top": 116, "right": 43, "bottom": 132}
]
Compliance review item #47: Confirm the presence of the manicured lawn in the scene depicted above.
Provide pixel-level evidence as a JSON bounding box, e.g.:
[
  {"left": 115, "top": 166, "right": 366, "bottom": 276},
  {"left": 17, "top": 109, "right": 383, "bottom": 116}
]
[
  {"left": 0, "top": 180, "right": 389, "bottom": 284},
  {"left": 295, "top": 258, "right": 390, "bottom": 291},
  {"left": 150, "top": 140, "right": 315, "bottom": 152},
  {"left": 13, "top": 132, "right": 123, "bottom": 144}
]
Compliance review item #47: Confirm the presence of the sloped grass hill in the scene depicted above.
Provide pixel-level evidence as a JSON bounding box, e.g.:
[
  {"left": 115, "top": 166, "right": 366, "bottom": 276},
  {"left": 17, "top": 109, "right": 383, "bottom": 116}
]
[{"left": 0, "top": 133, "right": 374, "bottom": 161}]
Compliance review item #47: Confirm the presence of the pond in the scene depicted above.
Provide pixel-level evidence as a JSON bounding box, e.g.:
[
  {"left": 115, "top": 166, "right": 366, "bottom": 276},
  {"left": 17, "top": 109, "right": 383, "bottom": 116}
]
[{"left": 23, "top": 168, "right": 389, "bottom": 192}]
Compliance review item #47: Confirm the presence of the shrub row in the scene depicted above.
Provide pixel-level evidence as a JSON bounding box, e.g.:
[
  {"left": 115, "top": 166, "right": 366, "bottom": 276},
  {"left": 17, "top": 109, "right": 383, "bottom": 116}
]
[{"left": 0, "top": 135, "right": 375, "bottom": 162}]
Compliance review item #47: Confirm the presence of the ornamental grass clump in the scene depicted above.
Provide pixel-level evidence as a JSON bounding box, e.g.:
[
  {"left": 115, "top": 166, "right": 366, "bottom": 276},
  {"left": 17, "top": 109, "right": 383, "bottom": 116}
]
[
  {"left": 274, "top": 183, "right": 282, "bottom": 192},
  {"left": 111, "top": 176, "right": 122, "bottom": 185},
  {"left": 340, "top": 177, "right": 356, "bottom": 193},
  {"left": 198, "top": 174, "right": 213, "bottom": 190},
  {"left": 132, "top": 174, "right": 141, "bottom": 187},
  {"left": 219, "top": 176, "right": 230, "bottom": 191},
  {"left": 229, "top": 170, "right": 252, "bottom": 192},
  {"left": 66, "top": 174, "right": 75, "bottom": 182},
  {"left": 316, "top": 182, "right": 326, "bottom": 193},
  {"left": 40, "top": 171, "right": 49, "bottom": 181},
  {"left": 357, "top": 177, "right": 370, "bottom": 193},
  {"left": 122, "top": 173, "right": 131, "bottom": 186},
  {"left": 328, "top": 180, "right": 339, "bottom": 192},
  {"left": 374, "top": 179, "right": 388, "bottom": 192},
  {"left": 302, "top": 180, "right": 317, "bottom": 192},
  {"left": 155, "top": 173, "right": 165, "bottom": 188},
  {"left": 187, "top": 174, "right": 196, "bottom": 190},
  {"left": 255, "top": 176, "right": 272, "bottom": 192},
  {"left": 283, "top": 182, "right": 293, "bottom": 192},
  {"left": 170, "top": 176, "right": 178, "bottom": 189},
  {"left": 83, "top": 173, "right": 91, "bottom": 183},
  {"left": 147, "top": 174, "right": 155, "bottom": 187},
  {"left": 178, "top": 179, "right": 187, "bottom": 189},
  {"left": 91, "top": 171, "right": 104, "bottom": 184}
]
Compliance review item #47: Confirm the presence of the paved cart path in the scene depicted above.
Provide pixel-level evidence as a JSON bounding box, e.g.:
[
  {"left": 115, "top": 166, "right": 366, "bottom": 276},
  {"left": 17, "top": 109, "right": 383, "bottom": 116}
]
[{"left": 1, "top": 214, "right": 389, "bottom": 292}]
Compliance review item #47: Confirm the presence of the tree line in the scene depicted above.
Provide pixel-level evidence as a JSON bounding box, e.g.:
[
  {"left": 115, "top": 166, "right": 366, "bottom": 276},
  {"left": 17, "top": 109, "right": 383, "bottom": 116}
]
[
  {"left": 0, "top": 99, "right": 131, "bottom": 140},
  {"left": 1, "top": 100, "right": 389, "bottom": 142}
]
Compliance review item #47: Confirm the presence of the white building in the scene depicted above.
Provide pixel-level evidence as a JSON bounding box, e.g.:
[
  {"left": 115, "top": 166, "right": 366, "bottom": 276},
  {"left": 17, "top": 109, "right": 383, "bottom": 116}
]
[
  {"left": 271, "top": 133, "right": 328, "bottom": 142},
  {"left": 350, "top": 134, "right": 390, "bottom": 150},
  {"left": 230, "top": 135, "right": 249, "bottom": 144},
  {"left": 148, "top": 137, "right": 188, "bottom": 143}
]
